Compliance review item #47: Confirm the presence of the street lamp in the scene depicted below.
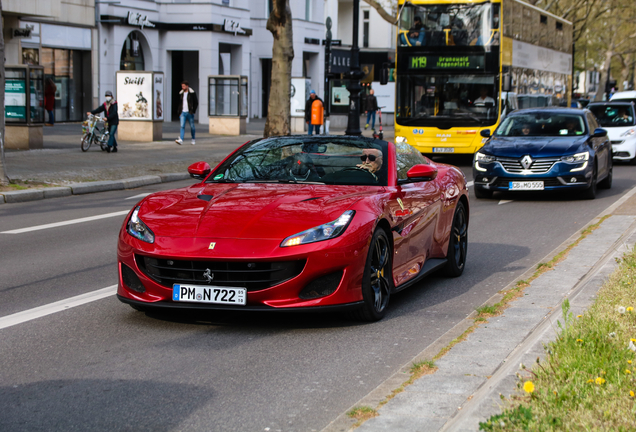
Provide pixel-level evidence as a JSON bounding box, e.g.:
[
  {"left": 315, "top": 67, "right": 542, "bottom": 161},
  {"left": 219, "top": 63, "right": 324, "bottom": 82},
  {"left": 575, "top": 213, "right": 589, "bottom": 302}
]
[{"left": 345, "top": 0, "right": 364, "bottom": 136}]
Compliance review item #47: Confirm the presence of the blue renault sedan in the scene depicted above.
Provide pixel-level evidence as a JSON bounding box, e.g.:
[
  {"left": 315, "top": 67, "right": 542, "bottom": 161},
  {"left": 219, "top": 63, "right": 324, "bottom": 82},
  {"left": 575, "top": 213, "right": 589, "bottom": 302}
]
[{"left": 473, "top": 108, "right": 612, "bottom": 199}]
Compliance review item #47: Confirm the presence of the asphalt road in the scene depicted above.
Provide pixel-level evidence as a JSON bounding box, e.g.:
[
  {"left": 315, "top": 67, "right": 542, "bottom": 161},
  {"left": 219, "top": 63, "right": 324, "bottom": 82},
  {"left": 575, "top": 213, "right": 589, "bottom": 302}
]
[{"left": 1, "top": 162, "right": 635, "bottom": 432}]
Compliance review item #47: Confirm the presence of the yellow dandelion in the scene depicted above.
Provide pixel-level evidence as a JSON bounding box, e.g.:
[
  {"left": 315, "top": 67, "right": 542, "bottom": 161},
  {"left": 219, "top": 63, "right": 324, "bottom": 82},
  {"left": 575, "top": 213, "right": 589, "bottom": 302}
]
[
  {"left": 587, "top": 379, "right": 594, "bottom": 383},
  {"left": 596, "top": 377, "right": 606, "bottom": 385},
  {"left": 626, "top": 370, "right": 632, "bottom": 374},
  {"left": 577, "top": 315, "right": 582, "bottom": 318},
  {"left": 632, "top": 339, "right": 636, "bottom": 343},
  {"left": 631, "top": 390, "right": 635, "bottom": 398},
  {"left": 523, "top": 381, "right": 535, "bottom": 393},
  {"left": 629, "top": 360, "right": 633, "bottom": 365},
  {"left": 628, "top": 307, "right": 634, "bottom": 312},
  {"left": 576, "top": 339, "right": 583, "bottom": 342}
]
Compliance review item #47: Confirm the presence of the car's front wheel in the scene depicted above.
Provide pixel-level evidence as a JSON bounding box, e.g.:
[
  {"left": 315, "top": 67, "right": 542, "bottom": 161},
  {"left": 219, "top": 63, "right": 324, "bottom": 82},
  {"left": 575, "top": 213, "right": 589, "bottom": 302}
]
[
  {"left": 443, "top": 201, "right": 468, "bottom": 277},
  {"left": 598, "top": 160, "right": 613, "bottom": 189},
  {"left": 581, "top": 163, "right": 597, "bottom": 200},
  {"left": 352, "top": 228, "right": 393, "bottom": 322}
]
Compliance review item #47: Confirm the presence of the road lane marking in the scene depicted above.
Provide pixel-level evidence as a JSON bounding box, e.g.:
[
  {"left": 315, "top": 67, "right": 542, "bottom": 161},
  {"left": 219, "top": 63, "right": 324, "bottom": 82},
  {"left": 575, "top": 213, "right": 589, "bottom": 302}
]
[
  {"left": 498, "top": 200, "right": 513, "bottom": 205},
  {"left": 126, "top": 193, "right": 152, "bottom": 200},
  {"left": 1, "top": 210, "right": 130, "bottom": 234},
  {"left": 0, "top": 285, "right": 117, "bottom": 330}
]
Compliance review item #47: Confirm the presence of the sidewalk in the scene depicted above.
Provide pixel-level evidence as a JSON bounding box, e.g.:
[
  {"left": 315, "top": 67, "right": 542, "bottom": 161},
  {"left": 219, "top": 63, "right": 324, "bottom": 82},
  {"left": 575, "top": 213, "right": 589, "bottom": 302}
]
[{"left": 323, "top": 187, "right": 636, "bottom": 432}]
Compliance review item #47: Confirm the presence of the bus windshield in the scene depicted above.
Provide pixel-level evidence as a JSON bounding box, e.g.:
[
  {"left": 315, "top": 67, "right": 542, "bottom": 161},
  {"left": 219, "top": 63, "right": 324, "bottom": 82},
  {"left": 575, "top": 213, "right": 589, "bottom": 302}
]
[
  {"left": 398, "top": 2, "right": 499, "bottom": 47},
  {"left": 396, "top": 74, "right": 499, "bottom": 127}
]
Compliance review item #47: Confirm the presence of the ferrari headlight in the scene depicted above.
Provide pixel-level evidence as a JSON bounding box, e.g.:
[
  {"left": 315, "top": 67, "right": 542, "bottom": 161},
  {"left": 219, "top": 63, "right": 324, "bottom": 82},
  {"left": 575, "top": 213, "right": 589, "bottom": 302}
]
[
  {"left": 127, "top": 206, "right": 155, "bottom": 244},
  {"left": 475, "top": 152, "right": 496, "bottom": 163},
  {"left": 620, "top": 128, "right": 636, "bottom": 138},
  {"left": 395, "top": 136, "right": 407, "bottom": 144},
  {"left": 561, "top": 151, "right": 589, "bottom": 163},
  {"left": 281, "top": 211, "right": 355, "bottom": 247}
]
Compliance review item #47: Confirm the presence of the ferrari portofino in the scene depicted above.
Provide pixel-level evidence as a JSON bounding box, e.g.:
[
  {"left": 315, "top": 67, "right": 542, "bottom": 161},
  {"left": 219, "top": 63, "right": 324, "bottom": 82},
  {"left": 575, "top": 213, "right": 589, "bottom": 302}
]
[{"left": 117, "top": 136, "right": 469, "bottom": 320}]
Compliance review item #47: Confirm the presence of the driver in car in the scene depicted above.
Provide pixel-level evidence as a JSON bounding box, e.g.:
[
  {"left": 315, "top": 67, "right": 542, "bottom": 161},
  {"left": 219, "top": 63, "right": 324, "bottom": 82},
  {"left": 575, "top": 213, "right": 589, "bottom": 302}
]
[{"left": 357, "top": 148, "right": 383, "bottom": 176}]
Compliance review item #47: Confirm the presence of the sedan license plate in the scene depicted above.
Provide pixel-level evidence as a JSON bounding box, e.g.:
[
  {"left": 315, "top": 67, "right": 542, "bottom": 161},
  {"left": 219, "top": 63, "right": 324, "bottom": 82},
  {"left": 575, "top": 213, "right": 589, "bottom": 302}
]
[
  {"left": 433, "top": 147, "right": 455, "bottom": 153},
  {"left": 172, "top": 284, "right": 247, "bottom": 305},
  {"left": 509, "top": 181, "right": 544, "bottom": 191}
]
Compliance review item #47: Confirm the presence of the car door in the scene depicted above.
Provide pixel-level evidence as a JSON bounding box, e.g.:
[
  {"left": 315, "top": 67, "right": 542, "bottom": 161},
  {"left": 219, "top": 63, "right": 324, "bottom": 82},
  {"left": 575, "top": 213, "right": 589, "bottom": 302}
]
[
  {"left": 392, "top": 143, "right": 442, "bottom": 286},
  {"left": 587, "top": 112, "right": 610, "bottom": 177}
]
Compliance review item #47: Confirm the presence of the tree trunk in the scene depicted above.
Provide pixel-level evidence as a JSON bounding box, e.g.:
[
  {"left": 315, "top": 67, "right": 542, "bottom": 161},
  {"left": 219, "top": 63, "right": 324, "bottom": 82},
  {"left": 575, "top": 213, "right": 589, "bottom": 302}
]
[
  {"left": 619, "top": 54, "right": 632, "bottom": 91},
  {"left": 264, "top": 0, "right": 294, "bottom": 138},
  {"left": 0, "top": 0, "right": 8, "bottom": 186},
  {"left": 594, "top": 49, "right": 614, "bottom": 101}
]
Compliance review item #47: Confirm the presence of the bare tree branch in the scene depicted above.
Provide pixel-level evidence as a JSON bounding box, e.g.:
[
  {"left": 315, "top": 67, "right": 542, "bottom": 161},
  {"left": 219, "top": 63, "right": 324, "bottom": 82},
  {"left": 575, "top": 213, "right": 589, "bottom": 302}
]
[{"left": 362, "top": 0, "right": 398, "bottom": 25}]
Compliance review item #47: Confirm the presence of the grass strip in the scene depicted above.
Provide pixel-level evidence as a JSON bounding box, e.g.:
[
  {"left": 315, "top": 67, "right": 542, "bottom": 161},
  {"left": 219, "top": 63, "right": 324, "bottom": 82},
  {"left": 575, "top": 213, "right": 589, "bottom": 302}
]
[{"left": 479, "top": 247, "right": 636, "bottom": 431}]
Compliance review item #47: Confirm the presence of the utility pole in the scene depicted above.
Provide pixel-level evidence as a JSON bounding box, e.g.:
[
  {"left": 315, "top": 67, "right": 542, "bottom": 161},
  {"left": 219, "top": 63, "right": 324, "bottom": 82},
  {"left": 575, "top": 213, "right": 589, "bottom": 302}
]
[
  {"left": 0, "top": 0, "right": 9, "bottom": 186},
  {"left": 345, "top": 0, "right": 364, "bottom": 136},
  {"left": 324, "top": 17, "right": 332, "bottom": 135}
]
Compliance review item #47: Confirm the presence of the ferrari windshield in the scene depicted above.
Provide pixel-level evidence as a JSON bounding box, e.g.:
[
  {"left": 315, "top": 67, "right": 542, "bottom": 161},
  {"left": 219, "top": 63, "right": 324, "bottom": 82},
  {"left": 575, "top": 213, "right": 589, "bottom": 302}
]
[
  {"left": 209, "top": 137, "right": 388, "bottom": 186},
  {"left": 396, "top": 74, "right": 498, "bottom": 127},
  {"left": 496, "top": 114, "right": 588, "bottom": 137}
]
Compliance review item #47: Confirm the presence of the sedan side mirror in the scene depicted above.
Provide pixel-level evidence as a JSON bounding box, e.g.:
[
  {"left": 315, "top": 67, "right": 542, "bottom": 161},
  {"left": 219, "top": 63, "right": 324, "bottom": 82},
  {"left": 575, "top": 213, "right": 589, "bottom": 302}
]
[
  {"left": 593, "top": 128, "right": 608, "bottom": 138},
  {"left": 405, "top": 164, "right": 438, "bottom": 182},
  {"left": 188, "top": 161, "right": 211, "bottom": 180},
  {"left": 480, "top": 129, "right": 491, "bottom": 138}
]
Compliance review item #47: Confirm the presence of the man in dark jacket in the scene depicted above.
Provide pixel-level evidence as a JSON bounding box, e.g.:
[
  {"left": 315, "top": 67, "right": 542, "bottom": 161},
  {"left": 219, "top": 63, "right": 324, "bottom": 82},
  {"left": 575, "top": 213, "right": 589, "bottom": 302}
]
[
  {"left": 87, "top": 90, "right": 119, "bottom": 153},
  {"left": 176, "top": 80, "right": 198, "bottom": 145},
  {"left": 364, "top": 89, "right": 378, "bottom": 130}
]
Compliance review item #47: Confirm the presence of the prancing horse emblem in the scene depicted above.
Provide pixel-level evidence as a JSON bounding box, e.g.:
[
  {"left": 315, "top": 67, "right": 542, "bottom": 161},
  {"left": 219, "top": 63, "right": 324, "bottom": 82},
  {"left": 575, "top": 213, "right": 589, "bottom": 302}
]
[
  {"left": 203, "top": 268, "right": 214, "bottom": 283},
  {"left": 520, "top": 155, "right": 533, "bottom": 170}
]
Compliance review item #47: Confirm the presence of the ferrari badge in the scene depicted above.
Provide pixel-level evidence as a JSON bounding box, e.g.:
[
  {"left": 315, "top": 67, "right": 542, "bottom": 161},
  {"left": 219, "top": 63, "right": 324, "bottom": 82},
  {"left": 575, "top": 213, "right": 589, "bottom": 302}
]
[{"left": 208, "top": 242, "right": 216, "bottom": 250}]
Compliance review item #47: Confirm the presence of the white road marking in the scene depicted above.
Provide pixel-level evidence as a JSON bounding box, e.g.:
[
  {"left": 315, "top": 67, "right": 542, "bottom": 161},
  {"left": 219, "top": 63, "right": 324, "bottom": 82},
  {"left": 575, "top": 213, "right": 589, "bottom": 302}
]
[
  {"left": 0, "top": 285, "right": 117, "bottom": 330},
  {"left": 1, "top": 210, "right": 130, "bottom": 234},
  {"left": 498, "top": 200, "right": 514, "bottom": 205},
  {"left": 126, "top": 193, "right": 152, "bottom": 200},
  {"left": 467, "top": 181, "right": 474, "bottom": 188}
]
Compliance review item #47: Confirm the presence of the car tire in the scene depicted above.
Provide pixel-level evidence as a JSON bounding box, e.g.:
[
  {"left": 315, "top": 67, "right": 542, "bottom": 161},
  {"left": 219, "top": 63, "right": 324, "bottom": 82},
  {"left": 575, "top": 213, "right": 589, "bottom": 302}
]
[
  {"left": 443, "top": 201, "right": 468, "bottom": 277},
  {"left": 581, "top": 163, "right": 597, "bottom": 200},
  {"left": 351, "top": 228, "right": 393, "bottom": 322},
  {"left": 598, "top": 161, "right": 613, "bottom": 189},
  {"left": 474, "top": 187, "right": 493, "bottom": 199}
]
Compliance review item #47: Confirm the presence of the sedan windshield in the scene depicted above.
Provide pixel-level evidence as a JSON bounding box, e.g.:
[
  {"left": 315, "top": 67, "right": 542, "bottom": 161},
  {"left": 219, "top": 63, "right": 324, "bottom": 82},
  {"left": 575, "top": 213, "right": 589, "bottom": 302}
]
[
  {"left": 496, "top": 114, "right": 587, "bottom": 137},
  {"left": 396, "top": 74, "right": 498, "bottom": 127},
  {"left": 208, "top": 137, "right": 388, "bottom": 186},
  {"left": 588, "top": 105, "right": 636, "bottom": 127}
]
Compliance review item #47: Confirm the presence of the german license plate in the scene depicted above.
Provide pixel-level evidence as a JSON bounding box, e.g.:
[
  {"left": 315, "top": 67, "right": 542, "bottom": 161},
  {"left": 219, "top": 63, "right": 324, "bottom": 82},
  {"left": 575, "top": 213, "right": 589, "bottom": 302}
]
[
  {"left": 509, "top": 181, "right": 544, "bottom": 190},
  {"left": 172, "top": 284, "right": 247, "bottom": 305},
  {"left": 433, "top": 147, "right": 454, "bottom": 153}
]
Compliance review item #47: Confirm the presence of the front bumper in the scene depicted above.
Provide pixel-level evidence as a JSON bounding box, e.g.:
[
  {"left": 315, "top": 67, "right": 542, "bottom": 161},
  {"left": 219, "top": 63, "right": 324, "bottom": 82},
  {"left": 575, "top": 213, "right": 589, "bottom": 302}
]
[
  {"left": 472, "top": 159, "right": 593, "bottom": 192},
  {"left": 611, "top": 138, "right": 636, "bottom": 161},
  {"left": 117, "top": 224, "right": 373, "bottom": 311}
]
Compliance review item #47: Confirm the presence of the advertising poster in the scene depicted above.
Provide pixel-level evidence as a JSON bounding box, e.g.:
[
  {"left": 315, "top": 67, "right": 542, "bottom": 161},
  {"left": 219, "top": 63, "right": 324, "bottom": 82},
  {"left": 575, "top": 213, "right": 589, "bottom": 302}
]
[
  {"left": 373, "top": 82, "right": 395, "bottom": 113},
  {"left": 153, "top": 73, "right": 164, "bottom": 121},
  {"left": 5, "top": 79, "right": 27, "bottom": 121},
  {"left": 290, "top": 77, "right": 308, "bottom": 117},
  {"left": 332, "top": 86, "right": 350, "bottom": 106},
  {"left": 116, "top": 72, "right": 152, "bottom": 120}
]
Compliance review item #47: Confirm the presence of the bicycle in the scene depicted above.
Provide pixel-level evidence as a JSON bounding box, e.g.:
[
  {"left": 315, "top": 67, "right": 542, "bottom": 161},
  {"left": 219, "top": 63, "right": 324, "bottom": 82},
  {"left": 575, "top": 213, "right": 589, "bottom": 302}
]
[{"left": 81, "top": 114, "right": 110, "bottom": 152}]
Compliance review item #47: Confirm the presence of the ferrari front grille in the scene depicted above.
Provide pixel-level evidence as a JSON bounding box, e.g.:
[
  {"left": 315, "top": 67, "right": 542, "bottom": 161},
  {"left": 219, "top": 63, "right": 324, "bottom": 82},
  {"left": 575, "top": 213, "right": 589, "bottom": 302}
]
[
  {"left": 497, "top": 156, "right": 560, "bottom": 174},
  {"left": 136, "top": 255, "right": 306, "bottom": 292}
]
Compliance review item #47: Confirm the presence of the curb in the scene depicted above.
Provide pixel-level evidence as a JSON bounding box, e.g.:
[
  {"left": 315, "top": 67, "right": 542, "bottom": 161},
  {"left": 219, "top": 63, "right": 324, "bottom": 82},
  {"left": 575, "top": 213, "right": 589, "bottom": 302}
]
[{"left": 0, "top": 173, "right": 191, "bottom": 204}]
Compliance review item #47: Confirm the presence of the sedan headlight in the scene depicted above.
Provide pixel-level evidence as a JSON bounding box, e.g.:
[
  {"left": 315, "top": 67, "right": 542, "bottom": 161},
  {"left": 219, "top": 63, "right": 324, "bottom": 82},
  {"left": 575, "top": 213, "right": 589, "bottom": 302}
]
[
  {"left": 281, "top": 211, "right": 355, "bottom": 247},
  {"left": 475, "top": 152, "right": 496, "bottom": 163},
  {"left": 395, "top": 136, "right": 407, "bottom": 143},
  {"left": 127, "top": 206, "right": 155, "bottom": 244},
  {"left": 561, "top": 151, "right": 589, "bottom": 163},
  {"left": 620, "top": 128, "right": 636, "bottom": 138}
]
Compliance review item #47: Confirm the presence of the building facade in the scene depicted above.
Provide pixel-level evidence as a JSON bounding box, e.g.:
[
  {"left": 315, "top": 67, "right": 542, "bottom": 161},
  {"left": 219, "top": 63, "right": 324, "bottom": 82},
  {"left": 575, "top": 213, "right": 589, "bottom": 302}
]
[{"left": 4, "top": 0, "right": 97, "bottom": 123}]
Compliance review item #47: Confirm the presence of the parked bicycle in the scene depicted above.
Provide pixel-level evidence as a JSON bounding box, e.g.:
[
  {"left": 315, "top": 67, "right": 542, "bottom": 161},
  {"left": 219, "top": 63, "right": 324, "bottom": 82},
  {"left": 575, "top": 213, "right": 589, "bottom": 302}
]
[{"left": 81, "top": 114, "right": 110, "bottom": 152}]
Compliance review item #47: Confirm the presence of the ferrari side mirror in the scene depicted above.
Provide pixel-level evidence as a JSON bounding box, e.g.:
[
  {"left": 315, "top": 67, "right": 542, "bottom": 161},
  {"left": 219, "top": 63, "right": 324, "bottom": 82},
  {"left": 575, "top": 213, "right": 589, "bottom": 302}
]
[
  {"left": 406, "top": 164, "right": 438, "bottom": 182},
  {"left": 188, "top": 161, "right": 211, "bottom": 180}
]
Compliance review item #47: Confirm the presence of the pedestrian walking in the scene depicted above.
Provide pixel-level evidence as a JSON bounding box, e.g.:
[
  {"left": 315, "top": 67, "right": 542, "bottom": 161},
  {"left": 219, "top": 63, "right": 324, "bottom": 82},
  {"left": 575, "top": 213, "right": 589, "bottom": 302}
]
[
  {"left": 175, "top": 80, "right": 198, "bottom": 145},
  {"left": 305, "top": 90, "right": 324, "bottom": 135},
  {"left": 364, "top": 89, "right": 378, "bottom": 130},
  {"left": 44, "top": 78, "right": 55, "bottom": 126},
  {"left": 87, "top": 90, "right": 119, "bottom": 153}
]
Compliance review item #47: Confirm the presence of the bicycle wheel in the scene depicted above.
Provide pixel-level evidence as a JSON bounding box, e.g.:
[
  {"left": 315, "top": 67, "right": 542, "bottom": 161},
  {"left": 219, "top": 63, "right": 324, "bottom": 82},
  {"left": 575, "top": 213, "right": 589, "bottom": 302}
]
[{"left": 81, "top": 133, "right": 93, "bottom": 152}]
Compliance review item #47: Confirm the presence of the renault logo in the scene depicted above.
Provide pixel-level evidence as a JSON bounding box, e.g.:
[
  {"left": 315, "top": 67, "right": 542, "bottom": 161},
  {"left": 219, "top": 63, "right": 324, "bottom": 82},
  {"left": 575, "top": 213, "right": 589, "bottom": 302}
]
[{"left": 520, "top": 155, "right": 533, "bottom": 170}]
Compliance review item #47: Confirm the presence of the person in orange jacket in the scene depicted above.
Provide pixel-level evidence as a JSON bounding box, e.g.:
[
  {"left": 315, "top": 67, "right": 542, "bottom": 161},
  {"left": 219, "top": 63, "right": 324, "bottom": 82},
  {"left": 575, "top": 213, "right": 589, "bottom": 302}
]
[{"left": 305, "top": 90, "right": 324, "bottom": 135}]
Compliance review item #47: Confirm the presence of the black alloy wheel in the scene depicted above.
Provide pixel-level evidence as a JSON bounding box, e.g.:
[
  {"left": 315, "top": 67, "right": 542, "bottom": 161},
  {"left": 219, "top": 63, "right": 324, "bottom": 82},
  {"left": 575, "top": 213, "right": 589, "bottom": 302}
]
[
  {"left": 443, "top": 201, "right": 468, "bottom": 277},
  {"left": 352, "top": 228, "right": 393, "bottom": 321},
  {"left": 582, "top": 162, "right": 597, "bottom": 199},
  {"left": 81, "top": 134, "right": 93, "bottom": 152}
]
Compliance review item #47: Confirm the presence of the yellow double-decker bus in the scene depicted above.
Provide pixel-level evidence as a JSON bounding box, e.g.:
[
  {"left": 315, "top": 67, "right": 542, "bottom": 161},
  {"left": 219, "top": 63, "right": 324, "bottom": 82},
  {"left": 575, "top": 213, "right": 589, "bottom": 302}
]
[{"left": 393, "top": 0, "right": 573, "bottom": 155}]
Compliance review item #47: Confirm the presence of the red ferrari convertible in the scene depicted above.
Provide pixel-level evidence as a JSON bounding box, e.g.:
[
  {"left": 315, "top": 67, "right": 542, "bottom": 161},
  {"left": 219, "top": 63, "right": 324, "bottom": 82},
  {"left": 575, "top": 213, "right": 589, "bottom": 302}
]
[{"left": 117, "top": 136, "right": 469, "bottom": 320}]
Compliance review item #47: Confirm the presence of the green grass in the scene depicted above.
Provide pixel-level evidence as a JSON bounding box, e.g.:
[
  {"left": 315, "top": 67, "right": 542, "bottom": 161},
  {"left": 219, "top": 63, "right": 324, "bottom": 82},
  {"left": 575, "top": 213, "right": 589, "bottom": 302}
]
[{"left": 479, "top": 248, "right": 636, "bottom": 431}]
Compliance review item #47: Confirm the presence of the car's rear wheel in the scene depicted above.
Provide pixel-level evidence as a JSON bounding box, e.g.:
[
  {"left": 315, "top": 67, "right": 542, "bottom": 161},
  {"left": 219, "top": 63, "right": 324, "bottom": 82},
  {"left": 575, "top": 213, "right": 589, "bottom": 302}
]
[
  {"left": 581, "top": 163, "right": 597, "bottom": 200},
  {"left": 474, "top": 187, "right": 493, "bottom": 199},
  {"left": 598, "top": 160, "right": 613, "bottom": 189},
  {"left": 351, "top": 228, "right": 393, "bottom": 322},
  {"left": 443, "top": 201, "right": 468, "bottom": 277}
]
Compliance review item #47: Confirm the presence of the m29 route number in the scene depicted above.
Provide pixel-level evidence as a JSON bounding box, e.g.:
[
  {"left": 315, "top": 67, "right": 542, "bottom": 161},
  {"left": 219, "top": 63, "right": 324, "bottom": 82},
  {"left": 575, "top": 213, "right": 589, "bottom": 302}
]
[{"left": 173, "top": 284, "right": 247, "bottom": 305}]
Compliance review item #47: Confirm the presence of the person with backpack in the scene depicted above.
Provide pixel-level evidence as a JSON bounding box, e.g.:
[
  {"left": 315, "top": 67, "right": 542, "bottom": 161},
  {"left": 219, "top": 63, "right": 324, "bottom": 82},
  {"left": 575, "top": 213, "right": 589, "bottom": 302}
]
[
  {"left": 305, "top": 90, "right": 324, "bottom": 135},
  {"left": 87, "top": 90, "right": 119, "bottom": 153}
]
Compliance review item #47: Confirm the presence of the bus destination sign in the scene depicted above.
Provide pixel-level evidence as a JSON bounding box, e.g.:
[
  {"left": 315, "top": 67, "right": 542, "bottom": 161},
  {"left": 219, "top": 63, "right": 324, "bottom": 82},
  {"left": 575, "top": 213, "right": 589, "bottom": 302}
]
[{"left": 408, "top": 55, "right": 485, "bottom": 70}]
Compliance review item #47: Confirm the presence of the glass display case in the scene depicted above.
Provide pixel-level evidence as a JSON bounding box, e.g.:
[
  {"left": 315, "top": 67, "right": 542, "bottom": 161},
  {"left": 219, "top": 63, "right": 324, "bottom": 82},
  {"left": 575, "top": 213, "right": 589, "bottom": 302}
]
[{"left": 208, "top": 75, "right": 248, "bottom": 135}]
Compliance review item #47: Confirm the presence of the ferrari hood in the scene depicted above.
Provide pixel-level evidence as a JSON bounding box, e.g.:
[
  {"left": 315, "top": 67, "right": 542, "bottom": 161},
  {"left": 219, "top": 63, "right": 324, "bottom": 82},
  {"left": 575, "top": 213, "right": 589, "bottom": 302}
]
[
  {"left": 138, "top": 183, "right": 377, "bottom": 239},
  {"left": 485, "top": 137, "right": 587, "bottom": 158}
]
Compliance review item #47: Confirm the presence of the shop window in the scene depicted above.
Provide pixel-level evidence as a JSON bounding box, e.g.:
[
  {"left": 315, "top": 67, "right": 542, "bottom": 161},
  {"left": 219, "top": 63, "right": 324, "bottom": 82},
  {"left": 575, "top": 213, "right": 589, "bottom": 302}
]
[
  {"left": 41, "top": 47, "right": 90, "bottom": 122},
  {"left": 120, "top": 32, "right": 145, "bottom": 71}
]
